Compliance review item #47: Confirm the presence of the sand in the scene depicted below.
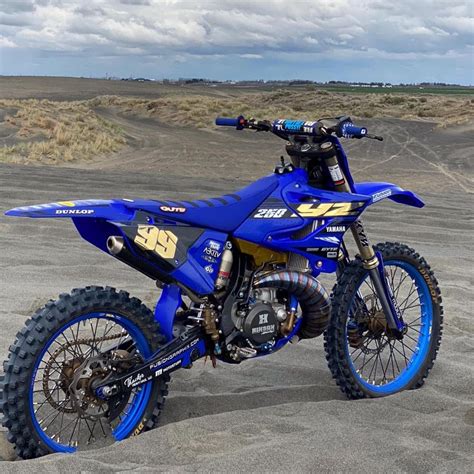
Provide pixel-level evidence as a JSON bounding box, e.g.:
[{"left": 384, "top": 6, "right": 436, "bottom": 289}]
[{"left": 0, "top": 109, "right": 473, "bottom": 472}]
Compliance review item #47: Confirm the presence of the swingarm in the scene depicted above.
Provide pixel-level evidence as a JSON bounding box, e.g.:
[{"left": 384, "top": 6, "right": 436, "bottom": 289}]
[{"left": 93, "top": 327, "right": 208, "bottom": 398}]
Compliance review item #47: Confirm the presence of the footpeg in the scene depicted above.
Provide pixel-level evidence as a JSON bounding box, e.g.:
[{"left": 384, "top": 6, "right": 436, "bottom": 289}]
[{"left": 229, "top": 345, "right": 257, "bottom": 361}]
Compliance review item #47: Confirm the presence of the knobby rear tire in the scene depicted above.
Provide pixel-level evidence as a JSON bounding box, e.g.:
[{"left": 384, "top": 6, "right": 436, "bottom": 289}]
[{"left": 0, "top": 286, "right": 169, "bottom": 459}]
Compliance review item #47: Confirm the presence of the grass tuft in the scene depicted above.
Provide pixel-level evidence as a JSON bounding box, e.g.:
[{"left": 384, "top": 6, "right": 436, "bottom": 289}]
[
  {"left": 1, "top": 89, "right": 472, "bottom": 164},
  {"left": 0, "top": 98, "right": 126, "bottom": 164}
]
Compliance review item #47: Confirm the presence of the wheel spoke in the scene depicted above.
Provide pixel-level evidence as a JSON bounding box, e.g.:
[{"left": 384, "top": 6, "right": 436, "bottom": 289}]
[
  {"left": 30, "top": 313, "right": 150, "bottom": 452},
  {"left": 345, "top": 259, "right": 434, "bottom": 389}
]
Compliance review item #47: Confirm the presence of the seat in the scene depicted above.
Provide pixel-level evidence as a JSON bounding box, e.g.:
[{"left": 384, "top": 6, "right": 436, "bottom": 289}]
[{"left": 139, "top": 174, "right": 278, "bottom": 232}]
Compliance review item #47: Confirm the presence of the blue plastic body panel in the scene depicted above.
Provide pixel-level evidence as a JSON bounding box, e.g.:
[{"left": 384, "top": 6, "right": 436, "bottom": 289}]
[
  {"left": 354, "top": 182, "right": 424, "bottom": 208},
  {"left": 155, "top": 285, "right": 182, "bottom": 341},
  {"left": 4, "top": 171, "right": 422, "bottom": 282},
  {"left": 5, "top": 153, "right": 425, "bottom": 351}
]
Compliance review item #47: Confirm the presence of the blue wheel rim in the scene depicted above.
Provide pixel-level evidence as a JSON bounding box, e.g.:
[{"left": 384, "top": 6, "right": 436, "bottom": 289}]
[
  {"left": 30, "top": 312, "right": 153, "bottom": 453},
  {"left": 346, "top": 259, "right": 433, "bottom": 395}
]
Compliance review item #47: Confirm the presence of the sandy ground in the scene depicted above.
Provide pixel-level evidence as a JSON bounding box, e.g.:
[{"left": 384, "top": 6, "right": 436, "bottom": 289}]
[{"left": 0, "top": 112, "right": 473, "bottom": 472}]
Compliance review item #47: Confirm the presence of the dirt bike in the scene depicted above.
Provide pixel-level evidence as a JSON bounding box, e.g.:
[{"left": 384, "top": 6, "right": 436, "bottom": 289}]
[{"left": 0, "top": 115, "right": 443, "bottom": 459}]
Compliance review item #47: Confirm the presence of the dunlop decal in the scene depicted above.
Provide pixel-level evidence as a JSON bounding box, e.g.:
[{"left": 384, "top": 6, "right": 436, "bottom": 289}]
[
  {"left": 419, "top": 267, "right": 438, "bottom": 299},
  {"left": 295, "top": 202, "right": 365, "bottom": 218},
  {"left": 133, "top": 420, "right": 146, "bottom": 436},
  {"left": 134, "top": 225, "right": 178, "bottom": 259}
]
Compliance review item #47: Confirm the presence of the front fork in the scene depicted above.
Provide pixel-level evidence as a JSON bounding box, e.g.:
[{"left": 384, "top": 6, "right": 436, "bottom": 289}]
[
  {"left": 323, "top": 141, "right": 405, "bottom": 334},
  {"left": 350, "top": 220, "right": 405, "bottom": 333}
]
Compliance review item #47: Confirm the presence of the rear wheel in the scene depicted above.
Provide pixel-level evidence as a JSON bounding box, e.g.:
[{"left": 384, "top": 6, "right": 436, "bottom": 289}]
[
  {"left": 324, "top": 242, "right": 443, "bottom": 399},
  {"left": 0, "top": 286, "right": 169, "bottom": 459}
]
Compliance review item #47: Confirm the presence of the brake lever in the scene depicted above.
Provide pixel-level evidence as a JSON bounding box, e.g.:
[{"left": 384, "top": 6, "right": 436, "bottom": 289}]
[{"left": 366, "top": 134, "right": 384, "bottom": 141}]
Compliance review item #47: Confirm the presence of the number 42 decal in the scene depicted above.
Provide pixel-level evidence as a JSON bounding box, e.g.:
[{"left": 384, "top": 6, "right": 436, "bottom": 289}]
[{"left": 134, "top": 225, "right": 178, "bottom": 259}]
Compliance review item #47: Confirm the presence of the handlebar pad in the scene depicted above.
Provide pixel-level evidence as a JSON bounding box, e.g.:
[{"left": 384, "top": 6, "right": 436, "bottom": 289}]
[
  {"left": 340, "top": 122, "right": 368, "bottom": 138},
  {"left": 272, "top": 119, "right": 322, "bottom": 136},
  {"left": 215, "top": 117, "right": 239, "bottom": 127}
]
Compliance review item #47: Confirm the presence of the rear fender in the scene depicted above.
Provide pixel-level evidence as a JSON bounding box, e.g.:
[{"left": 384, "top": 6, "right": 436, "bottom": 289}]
[{"left": 354, "top": 182, "right": 424, "bottom": 208}]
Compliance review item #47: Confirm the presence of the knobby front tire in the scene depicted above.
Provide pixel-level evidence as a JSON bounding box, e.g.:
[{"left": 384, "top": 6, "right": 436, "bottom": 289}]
[{"left": 324, "top": 242, "right": 443, "bottom": 399}]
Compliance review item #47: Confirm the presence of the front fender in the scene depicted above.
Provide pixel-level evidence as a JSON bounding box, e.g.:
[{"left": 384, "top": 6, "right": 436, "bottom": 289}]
[{"left": 354, "top": 182, "right": 424, "bottom": 208}]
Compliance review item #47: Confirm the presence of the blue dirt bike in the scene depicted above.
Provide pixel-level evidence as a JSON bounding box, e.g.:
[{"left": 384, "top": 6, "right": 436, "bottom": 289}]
[{"left": 1, "top": 116, "right": 442, "bottom": 458}]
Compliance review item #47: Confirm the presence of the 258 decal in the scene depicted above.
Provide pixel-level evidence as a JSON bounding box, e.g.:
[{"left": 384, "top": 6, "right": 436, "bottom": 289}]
[{"left": 253, "top": 208, "right": 289, "bottom": 219}]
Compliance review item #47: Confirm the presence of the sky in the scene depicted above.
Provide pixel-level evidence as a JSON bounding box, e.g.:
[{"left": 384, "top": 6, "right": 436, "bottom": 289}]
[{"left": 0, "top": 0, "right": 473, "bottom": 84}]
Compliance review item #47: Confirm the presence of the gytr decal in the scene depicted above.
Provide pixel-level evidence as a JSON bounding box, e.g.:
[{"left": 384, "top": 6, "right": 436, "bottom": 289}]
[
  {"left": 295, "top": 202, "right": 365, "bottom": 217},
  {"left": 308, "top": 247, "right": 339, "bottom": 259},
  {"left": 134, "top": 225, "right": 178, "bottom": 259}
]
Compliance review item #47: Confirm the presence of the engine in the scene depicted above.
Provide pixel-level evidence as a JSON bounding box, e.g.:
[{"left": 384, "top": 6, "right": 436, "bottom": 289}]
[
  {"left": 223, "top": 269, "right": 331, "bottom": 361},
  {"left": 229, "top": 288, "right": 288, "bottom": 358}
]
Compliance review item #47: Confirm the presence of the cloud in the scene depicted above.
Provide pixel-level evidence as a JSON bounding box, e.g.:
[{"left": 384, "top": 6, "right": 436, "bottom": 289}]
[
  {"left": 0, "top": 35, "right": 17, "bottom": 48},
  {"left": 1, "top": 0, "right": 36, "bottom": 14},
  {"left": 0, "top": 0, "right": 472, "bottom": 81}
]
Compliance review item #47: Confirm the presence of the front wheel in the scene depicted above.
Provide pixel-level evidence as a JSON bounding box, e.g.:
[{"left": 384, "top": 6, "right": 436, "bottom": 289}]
[
  {"left": 324, "top": 242, "right": 443, "bottom": 399},
  {"left": 0, "top": 286, "right": 169, "bottom": 459}
]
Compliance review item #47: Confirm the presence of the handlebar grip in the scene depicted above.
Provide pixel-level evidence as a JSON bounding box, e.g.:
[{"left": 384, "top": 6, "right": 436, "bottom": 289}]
[
  {"left": 215, "top": 117, "right": 239, "bottom": 127},
  {"left": 341, "top": 122, "right": 368, "bottom": 138}
]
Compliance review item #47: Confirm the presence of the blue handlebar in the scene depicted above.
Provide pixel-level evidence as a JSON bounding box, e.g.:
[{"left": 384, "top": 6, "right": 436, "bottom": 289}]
[
  {"left": 215, "top": 115, "right": 375, "bottom": 140},
  {"left": 341, "top": 122, "right": 368, "bottom": 138},
  {"left": 215, "top": 117, "right": 239, "bottom": 127},
  {"left": 215, "top": 116, "right": 246, "bottom": 130}
]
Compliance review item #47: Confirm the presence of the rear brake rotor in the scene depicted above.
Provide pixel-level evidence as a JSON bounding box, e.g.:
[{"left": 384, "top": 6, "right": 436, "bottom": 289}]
[{"left": 42, "top": 332, "right": 124, "bottom": 413}]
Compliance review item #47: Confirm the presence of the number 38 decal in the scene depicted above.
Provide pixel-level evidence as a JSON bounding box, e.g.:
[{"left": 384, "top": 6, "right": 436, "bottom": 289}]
[{"left": 134, "top": 225, "right": 178, "bottom": 259}]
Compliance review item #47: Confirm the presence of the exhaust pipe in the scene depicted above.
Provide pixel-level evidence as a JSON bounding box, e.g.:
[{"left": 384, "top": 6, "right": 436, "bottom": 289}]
[
  {"left": 106, "top": 235, "right": 172, "bottom": 284},
  {"left": 253, "top": 270, "right": 331, "bottom": 339},
  {"left": 107, "top": 236, "right": 124, "bottom": 255}
]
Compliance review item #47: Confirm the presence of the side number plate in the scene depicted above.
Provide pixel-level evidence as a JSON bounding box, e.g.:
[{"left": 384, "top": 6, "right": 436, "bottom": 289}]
[{"left": 134, "top": 225, "right": 178, "bottom": 259}]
